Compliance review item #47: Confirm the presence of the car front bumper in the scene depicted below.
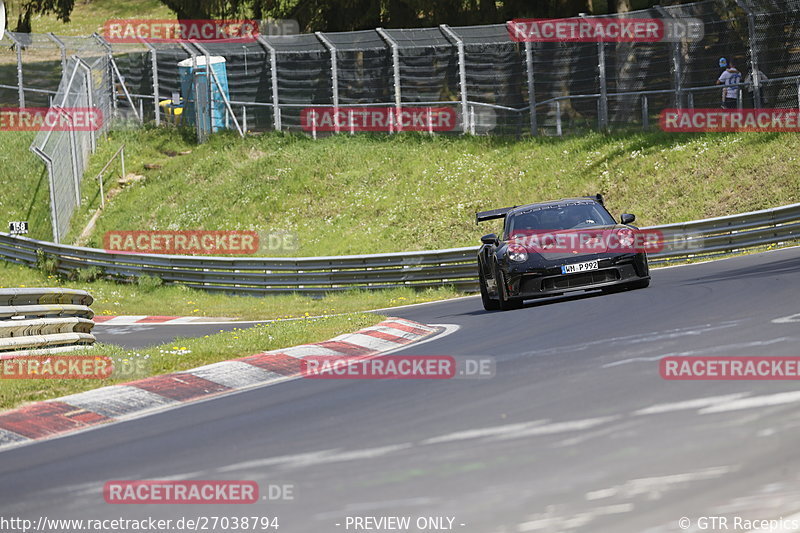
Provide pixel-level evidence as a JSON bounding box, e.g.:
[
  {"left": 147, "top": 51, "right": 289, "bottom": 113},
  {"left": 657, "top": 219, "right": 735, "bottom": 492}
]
[{"left": 502, "top": 255, "right": 648, "bottom": 299}]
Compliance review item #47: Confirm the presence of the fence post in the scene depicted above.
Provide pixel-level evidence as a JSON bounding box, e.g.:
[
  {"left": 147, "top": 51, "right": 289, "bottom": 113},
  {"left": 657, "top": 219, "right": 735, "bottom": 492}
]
[
  {"left": 316, "top": 32, "right": 340, "bottom": 134},
  {"left": 375, "top": 28, "right": 403, "bottom": 133},
  {"left": 523, "top": 38, "right": 537, "bottom": 136},
  {"left": 47, "top": 33, "right": 68, "bottom": 78},
  {"left": 256, "top": 36, "right": 281, "bottom": 131},
  {"left": 140, "top": 39, "right": 160, "bottom": 126},
  {"left": 735, "top": 0, "right": 762, "bottom": 108},
  {"left": 120, "top": 145, "right": 126, "bottom": 181},
  {"left": 469, "top": 105, "right": 476, "bottom": 135},
  {"left": 440, "top": 25, "right": 469, "bottom": 135},
  {"left": 597, "top": 41, "right": 608, "bottom": 131},
  {"left": 30, "top": 146, "right": 59, "bottom": 243},
  {"left": 656, "top": 7, "right": 683, "bottom": 108},
  {"left": 91, "top": 33, "right": 118, "bottom": 120},
  {"left": 194, "top": 43, "right": 213, "bottom": 135},
  {"left": 555, "top": 100, "right": 562, "bottom": 136},
  {"left": 61, "top": 108, "right": 82, "bottom": 206},
  {"left": 6, "top": 33, "right": 25, "bottom": 108},
  {"left": 192, "top": 41, "right": 243, "bottom": 136},
  {"left": 74, "top": 58, "right": 96, "bottom": 152},
  {"left": 642, "top": 95, "right": 649, "bottom": 130},
  {"left": 376, "top": 28, "right": 402, "bottom": 132}
]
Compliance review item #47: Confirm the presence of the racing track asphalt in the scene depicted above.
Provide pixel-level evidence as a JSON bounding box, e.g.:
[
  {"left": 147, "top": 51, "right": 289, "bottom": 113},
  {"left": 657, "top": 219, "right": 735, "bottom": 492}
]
[{"left": 1, "top": 247, "right": 799, "bottom": 533}]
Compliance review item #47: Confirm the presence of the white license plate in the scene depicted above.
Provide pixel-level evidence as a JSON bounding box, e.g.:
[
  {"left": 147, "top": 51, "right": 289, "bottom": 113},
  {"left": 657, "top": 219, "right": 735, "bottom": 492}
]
[{"left": 561, "top": 260, "right": 599, "bottom": 274}]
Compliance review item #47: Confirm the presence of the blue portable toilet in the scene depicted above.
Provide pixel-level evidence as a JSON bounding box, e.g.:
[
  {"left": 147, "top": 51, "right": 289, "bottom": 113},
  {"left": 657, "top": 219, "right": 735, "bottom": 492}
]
[{"left": 178, "top": 56, "right": 230, "bottom": 132}]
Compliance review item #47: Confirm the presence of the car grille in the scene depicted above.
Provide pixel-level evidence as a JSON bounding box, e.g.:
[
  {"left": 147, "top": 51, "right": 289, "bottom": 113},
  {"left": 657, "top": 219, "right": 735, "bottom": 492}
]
[{"left": 542, "top": 269, "right": 619, "bottom": 290}]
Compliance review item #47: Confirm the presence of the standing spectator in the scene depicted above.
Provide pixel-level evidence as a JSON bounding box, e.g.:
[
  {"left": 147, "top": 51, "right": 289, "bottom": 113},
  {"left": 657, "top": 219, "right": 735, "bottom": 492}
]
[
  {"left": 744, "top": 68, "right": 769, "bottom": 108},
  {"left": 716, "top": 59, "right": 741, "bottom": 109}
]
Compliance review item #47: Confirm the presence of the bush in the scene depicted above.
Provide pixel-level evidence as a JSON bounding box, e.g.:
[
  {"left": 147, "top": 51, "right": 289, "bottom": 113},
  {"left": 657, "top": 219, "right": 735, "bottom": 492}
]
[
  {"left": 76, "top": 266, "right": 103, "bottom": 282},
  {"left": 35, "top": 249, "right": 59, "bottom": 276},
  {"left": 137, "top": 274, "right": 164, "bottom": 291}
]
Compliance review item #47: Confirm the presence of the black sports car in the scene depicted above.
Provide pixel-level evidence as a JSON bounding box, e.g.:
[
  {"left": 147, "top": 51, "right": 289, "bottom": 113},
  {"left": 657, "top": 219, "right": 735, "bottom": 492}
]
[{"left": 476, "top": 195, "right": 650, "bottom": 311}]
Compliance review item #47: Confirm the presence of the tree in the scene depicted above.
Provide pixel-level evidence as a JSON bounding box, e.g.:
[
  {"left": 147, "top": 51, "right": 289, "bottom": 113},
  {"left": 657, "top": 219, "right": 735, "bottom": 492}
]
[{"left": 6, "top": 0, "right": 75, "bottom": 32}]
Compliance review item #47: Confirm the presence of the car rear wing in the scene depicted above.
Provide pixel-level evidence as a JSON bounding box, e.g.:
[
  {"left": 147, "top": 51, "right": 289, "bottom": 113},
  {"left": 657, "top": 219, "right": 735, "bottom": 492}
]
[
  {"left": 586, "top": 193, "right": 604, "bottom": 206},
  {"left": 476, "top": 206, "right": 515, "bottom": 224}
]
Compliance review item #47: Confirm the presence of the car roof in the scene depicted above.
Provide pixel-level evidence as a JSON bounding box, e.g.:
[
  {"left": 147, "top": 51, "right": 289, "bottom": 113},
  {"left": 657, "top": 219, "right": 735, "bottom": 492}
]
[{"left": 506, "top": 198, "right": 599, "bottom": 216}]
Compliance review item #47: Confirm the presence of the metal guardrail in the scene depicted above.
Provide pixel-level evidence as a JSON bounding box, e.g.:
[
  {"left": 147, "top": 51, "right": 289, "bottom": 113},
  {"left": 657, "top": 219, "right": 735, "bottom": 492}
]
[
  {"left": 0, "top": 289, "right": 96, "bottom": 355},
  {"left": 0, "top": 204, "right": 798, "bottom": 296}
]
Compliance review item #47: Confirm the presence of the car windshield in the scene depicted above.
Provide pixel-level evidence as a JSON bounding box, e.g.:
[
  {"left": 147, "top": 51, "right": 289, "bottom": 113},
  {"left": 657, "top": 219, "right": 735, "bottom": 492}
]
[{"left": 505, "top": 202, "right": 616, "bottom": 237}]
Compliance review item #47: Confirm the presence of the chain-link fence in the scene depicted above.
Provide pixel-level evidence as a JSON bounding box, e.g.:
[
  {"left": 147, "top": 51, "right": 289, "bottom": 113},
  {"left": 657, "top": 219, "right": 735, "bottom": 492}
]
[
  {"left": 3, "top": 0, "right": 800, "bottom": 140},
  {"left": 25, "top": 46, "right": 114, "bottom": 243},
  {"left": 3, "top": 0, "right": 800, "bottom": 240}
]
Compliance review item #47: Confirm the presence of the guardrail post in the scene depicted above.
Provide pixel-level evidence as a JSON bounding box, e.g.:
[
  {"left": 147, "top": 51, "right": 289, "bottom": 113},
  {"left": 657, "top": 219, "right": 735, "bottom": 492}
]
[
  {"left": 140, "top": 39, "right": 161, "bottom": 126},
  {"left": 440, "top": 25, "right": 469, "bottom": 135},
  {"left": 376, "top": 28, "right": 402, "bottom": 133},
  {"left": 6, "top": 33, "right": 26, "bottom": 108},
  {"left": 316, "top": 32, "right": 340, "bottom": 134},
  {"left": 256, "top": 36, "right": 281, "bottom": 131}
]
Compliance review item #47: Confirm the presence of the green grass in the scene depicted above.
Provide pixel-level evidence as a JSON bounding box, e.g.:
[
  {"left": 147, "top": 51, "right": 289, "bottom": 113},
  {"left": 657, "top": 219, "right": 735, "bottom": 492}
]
[
  {"left": 0, "top": 313, "right": 381, "bottom": 410},
  {"left": 64, "top": 128, "right": 800, "bottom": 254},
  {"left": 0, "top": 132, "right": 53, "bottom": 241},
  {"left": 23, "top": 0, "right": 175, "bottom": 36}
]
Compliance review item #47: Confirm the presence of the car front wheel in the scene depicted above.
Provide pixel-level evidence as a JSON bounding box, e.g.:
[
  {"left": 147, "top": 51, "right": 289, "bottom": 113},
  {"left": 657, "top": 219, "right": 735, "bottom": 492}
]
[{"left": 479, "top": 267, "right": 500, "bottom": 311}]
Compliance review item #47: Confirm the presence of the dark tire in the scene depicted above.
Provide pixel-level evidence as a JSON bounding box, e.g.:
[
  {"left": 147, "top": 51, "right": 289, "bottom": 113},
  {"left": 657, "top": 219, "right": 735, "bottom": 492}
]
[
  {"left": 495, "top": 268, "right": 523, "bottom": 311},
  {"left": 479, "top": 268, "right": 500, "bottom": 311}
]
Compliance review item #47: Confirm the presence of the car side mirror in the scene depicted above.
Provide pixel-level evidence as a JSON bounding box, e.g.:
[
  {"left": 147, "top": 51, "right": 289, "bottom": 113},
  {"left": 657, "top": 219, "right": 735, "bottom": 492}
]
[
  {"left": 620, "top": 213, "right": 636, "bottom": 225},
  {"left": 481, "top": 233, "right": 498, "bottom": 245}
]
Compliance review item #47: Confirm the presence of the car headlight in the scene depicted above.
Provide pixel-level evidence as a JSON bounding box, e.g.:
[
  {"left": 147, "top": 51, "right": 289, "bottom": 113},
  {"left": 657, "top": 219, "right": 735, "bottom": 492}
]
[
  {"left": 616, "top": 228, "right": 635, "bottom": 250},
  {"left": 508, "top": 243, "right": 528, "bottom": 262}
]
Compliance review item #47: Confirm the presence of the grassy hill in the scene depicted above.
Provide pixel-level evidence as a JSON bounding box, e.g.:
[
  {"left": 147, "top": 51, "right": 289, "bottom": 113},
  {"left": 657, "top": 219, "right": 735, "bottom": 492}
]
[{"left": 51, "top": 128, "right": 800, "bottom": 255}]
